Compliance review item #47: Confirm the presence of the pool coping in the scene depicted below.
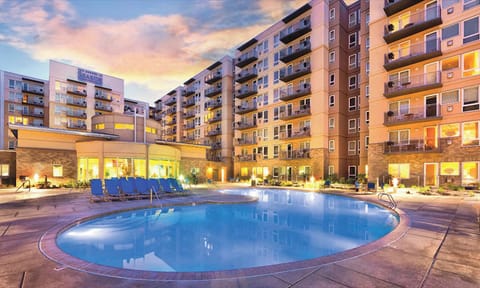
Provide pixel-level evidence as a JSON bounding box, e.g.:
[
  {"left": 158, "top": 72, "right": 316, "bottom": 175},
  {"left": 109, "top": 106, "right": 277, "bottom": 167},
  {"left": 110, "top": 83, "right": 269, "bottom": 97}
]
[{"left": 38, "top": 191, "right": 411, "bottom": 282}]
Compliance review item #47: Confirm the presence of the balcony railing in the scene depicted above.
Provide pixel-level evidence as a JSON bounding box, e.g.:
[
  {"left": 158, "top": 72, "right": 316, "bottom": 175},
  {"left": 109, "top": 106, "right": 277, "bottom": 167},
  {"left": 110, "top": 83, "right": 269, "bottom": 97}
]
[
  {"left": 384, "top": 104, "right": 442, "bottom": 126},
  {"left": 207, "top": 155, "right": 223, "bottom": 162},
  {"left": 164, "top": 129, "right": 176, "bottom": 136},
  {"left": 66, "top": 111, "right": 87, "bottom": 119},
  {"left": 210, "top": 142, "right": 222, "bottom": 150},
  {"left": 279, "top": 40, "right": 311, "bottom": 63},
  {"left": 205, "top": 70, "right": 222, "bottom": 84},
  {"left": 22, "top": 110, "right": 45, "bottom": 118},
  {"left": 279, "top": 62, "right": 311, "bottom": 82},
  {"left": 205, "top": 86, "right": 222, "bottom": 98},
  {"left": 184, "top": 111, "right": 195, "bottom": 119},
  {"left": 279, "top": 16, "right": 311, "bottom": 44},
  {"left": 384, "top": 138, "right": 442, "bottom": 154},
  {"left": 235, "top": 85, "right": 258, "bottom": 99},
  {"left": 206, "top": 100, "right": 222, "bottom": 110},
  {"left": 165, "top": 119, "right": 176, "bottom": 126},
  {"left": 235, "top": 120, "right": 257, "bottom": 130},
  {"left": 207, "top": 114, "right": 222, "bottom": 123},
  {"left": 183, "top": 98, "right": 196, "bottom": 108},
  {"left": 22, "top": 99, "right": 44, "bottom": 107},
  {"left": 236, "top": 50, "right": 258, "bottom": 68},
  {"left": 164, "top": 97, "right": 176, "bottom": 106},
  {"left": 384, "top": 38, "right": 441, "bottom": 71},
  {"left": 235, "top": 103, "right": 257, "bottom": 115},
  {"left": 94, "top": 92, "right": 112, "bottom": 101},
  {"left": 166, "top": 107, "right": 176, "bottom": 115},
  {"left": 22, "top": 86, "right": 44, "bottom": 96},
  {"left": 206, "top": 129, "right": 222, "bottom": 136},
  {"left": 67, "top": 98, "right": 87, "bottom": 107},
  {"left": 95, "top": 104, "right": 113, "bottom": 112},
  {"left": 67, "top": 88, "right": 87, "bottom": 96},
  {"left": 236, "top": 154, "right": 256, "bottom": 162},
  {"left": 236, "top": 68, "right": 258, "bottom": 83},
  {"left": 279, "top": 107, "right": 311, "bottom": 120},
  {"left": 383, "top": 0, "right": 423, "bottom": 17},
  {"left": 184, "top": 122, "right": 195, "bottom": 130},
  {"left": 279, "top": 83, "right": 311, "bottom": 101},
  {"left": 384, "top": 71, "right": 442, "bottom": 98},
  {"left": 279, "top": 149, "right": 311, "bottom": 160},
  {"left": 383, "top": 5, "right": 442, "bottom": 44},
  {"left": 236, "top": 138, "right": 257, "bottom": 146},
  {"left": 183, "top": 87, "right": 196, "bottom": 97},
  {"left": 279, "top": 128, "right": 311, "bottom": 140},
  {"left": 67, "top": 122, "right": 87, "bottom": 130}
]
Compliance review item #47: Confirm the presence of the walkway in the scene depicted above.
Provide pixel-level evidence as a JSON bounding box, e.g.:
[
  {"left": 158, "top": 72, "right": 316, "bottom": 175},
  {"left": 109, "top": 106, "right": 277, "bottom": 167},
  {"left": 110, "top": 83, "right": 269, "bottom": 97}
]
[{"left": 0, "top": 186, "right": 479, "bottom": 287}]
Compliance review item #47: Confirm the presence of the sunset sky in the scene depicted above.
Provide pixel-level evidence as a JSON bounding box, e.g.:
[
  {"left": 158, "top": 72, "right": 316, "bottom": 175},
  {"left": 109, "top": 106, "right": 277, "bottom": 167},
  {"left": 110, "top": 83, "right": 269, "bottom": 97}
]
[{"left": 0, "top": 0, "right": 316, "bottom": 104}]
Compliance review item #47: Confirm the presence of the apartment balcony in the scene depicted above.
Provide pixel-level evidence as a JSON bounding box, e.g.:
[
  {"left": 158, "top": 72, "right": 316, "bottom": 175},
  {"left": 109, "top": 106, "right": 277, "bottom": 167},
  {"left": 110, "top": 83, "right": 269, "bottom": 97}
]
[
  {"left": 235, "top": 138, "right": 257, "bottom": 146},
  {"left": 205, "top": 86, "right": 222, "bottom": 98},
  {"left": 205, "top": 70, "right": 222, "bottom": 84},
  {"left": 206, "top": 129, "right": 222, "bottom": 137},
  {"left": 207, "top": 114, "right": 222, "bottom": 124},
  {"left": 94, "top": 92, "right": 112, "bottom": 101},
  {"left": 206, "top": 100, "right": 222, "bottom": 110},
  {"left": 207, "top": 155, "right": 223, "bottom": 162},
  {"left": 279, "top": 40, "right": 311, "bottom": 63},
  {"left": 235, "top": 121, "right": 257, "bottom": 130},
  {"left": 165, "top": 119, "right": 176, "bottom": 126},
  {"left": 383, "top": 5, "right": 442, "bottom": 44},
  {"left": 279, "top": 107, "right": 311, "bottom": 120},
  {"left": 183, "top": 98, "right": 196, "bottom": 108},
  {"left": 210, "top": 142, "right": 222, "bottom": 150},
  {"left": 383, "top": 0, "right": 423, "bottom": 17},
  {"left": 66, "top": 111, "right": 87, "bottom": 119},
  {"left": 235, "top": 50, "right": 258, "bottom": 68},
  {"left": 384, "top": 104, "right": 442, "bottom": 126},
  {"left": 235, "top": 103, "right": 257, "bottom": 115},
  {"left": 279, "top": 16, "right": 311, "bottom": 44},
  {"left": 95, "top": 104, "right": 113, "bottom": 112},
  {"left": 184, "top": 111, "right": 195, "bottom": 119},
  {"left": 166, "top": 107, "right": 176, "bottom": 116},
  {"left": 279, "top": 83, "right": 311, "bottom": 101},
  {"left": 67, "top": 123, "right": 87, "bottom": 130},
  {"left": 235, "top": 86, "right": 257, "bottom": 99},
  {"left": 279, "top": 149, "right": 311, "bottom": 160},
  {"left": 236, "top": 154, "right": 257, "bottom": 162},
  {"left": 66, "top": 98, "right": 87, "bottom": 107},
  {"left": 22, "top": 86, "right": 44, "bottom": 96},
  {"left": 384, "top": 38, "right": 441, "bottom": 71},
  {"left": 236, "top": 68, "right": 258, "bottom": 83},
  {"left": 183, "top": 87, "right": 196, "bottom": 97},
  {"left": 164, "top": 97, "right": 176, "bottom": 106},
  {"left": 384, "top": 71, "right": 442, "bottom": 98},
  {"left": 279, "top": 128, "right": 311, "bottom": 140},
  {"left": 384, "top": 138, "right": 442, "bottom": 154},
  {"left": 164, "top": 130, "right": 176, "bottom": 136},
  {"left": 22, "top": 110, "right": 45, "bottom": 118},
  {"left": 279, "top": 62, "right": 311, "bottom": 82},
  {"left": 184, "top": 122, "right": 195, "bottom": 130},
  {"left": 67, "top": 88, "right": 87, "bottom": 97},
  {"left": 22, "top": 98, "right": 44, "bottom": 107}
]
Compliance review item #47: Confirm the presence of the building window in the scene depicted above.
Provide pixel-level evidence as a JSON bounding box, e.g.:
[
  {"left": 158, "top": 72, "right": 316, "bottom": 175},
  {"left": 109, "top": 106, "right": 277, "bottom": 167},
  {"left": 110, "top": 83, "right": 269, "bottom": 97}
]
[
  {"left": 114, "top": 123, "right": 134, "bottom": 130},
  {"left": 329, "top": 95, "right": 335, "bottom": 107},
  {"left": 274, "top": 34, "right": 279, "bottom": 48},
  {"left": 365, "top": 111, "right": 370, "bottom": 125},
  {"left": 348, "top": 119, "right": 357, "bottom": 133},
  {"left": 349, "top": 97, "right": 356, "bottom": 111},
  {"left": 328, "top": 140, "right": 335, "bottom": 152},
  {"left": 349, "top": 11, "right": 357, "bottom": 27},
  {"left": 348, "top": 141, "right": 356, "bottom": 155},
  {"left": 463, "top": 86, "right": 479, "bottom": 111},
  {"left": 365, "top": 85, "right": 369, "bottom": 98},
  {"left": 329, "top": 117, "right": 335, "bottom": 128},
  {"left": 348, "top": 75, "right": 357, "bottom": 90},
  {"left": 462, "top": 121, "right": 479, "bottom": 145},
  {"left": 0, "top": 164, "right": 9, "bottom": 176},
  {"left": 53, "top": 164, "right": 63, "bottom": 177},
  {"left": 273, "top": 145, "right": 279, "bottom": 158},
  {"left": 389, "top": 129, "right": 410, "bottom": 144},
  {"left": 463, "top": 17, "right": 479, "bottom": 44},
  {"left": 442, "top": 23, "right": 459, "bottom": 40},
  {"left": 366, "top": 13, "right": 370, "bottom": 25},
  {"left": 442, "top": 0, "right": 459, "bottom": 8},
  {"left": 348, "top": 166, "right": 357, "bottom": 178},
  {"left": 273, "top": 88, "right": 279, "bottom": 102},
  {"left": 348, "top": 54, "right": 357, "bottom": 69},
  {"left": 348, "top": 32, "right": 357, "bottom": 48},
  {"left": 441, "top": 90, "right": 459, "bottom": 104},
  {"left": 94, "top": 123, "right": 105, "bottom": 130},
  {"left": 366, "top": 61, "right": 370, "bottom": 75},
  {"left": 8, "top": 141, "right": 15, "bottom": 150},
  {"left": 462, "top": 50, "right": 480, "bottom": 77},
  {"left": 329, "top": 51, "right": 336, "bottom": 63},
  {"left": 365, "top": 136, "right": 369, "bottom": 150},
  {"left": 273, "top": 71, "right": 279, "bottom": 84},
  {"left": 273, "top": 126, "right": 279, "bottom": 139},
  {"left": 440, "top": 123, "right": 460, "bottom": 137},
  {"left": 329, "top": 30, "right": 335, "bottom": 41},
  {"left": 440, "top": 162, "right": 460, "bottom": 176},
  {"left": 329, "top": 8, "right": 335, "bottom": 20},
  {"left": 329, "top": 73, "right": 335, "bottom": 85},
  {"left": 263, "top": 93, "right": 268, "bottom": 105},
  {"left": 462, "top": 161, "right": 479, "bottom": 185},
  {"left": 274, "top": 52, "right": 279, "bottom": 66},
  {"left": 442, "top": 55, "right": 459, "bottom": 70},
  {"left": 328, "top": 165, "right": 335, "bottom": 176},
  {"left": 388, "top": 163, "right": 410, "bottom": 179},
  {"left": 464, "top": 0, "right": 480, "bottom": 10},
  {"left": 365, "top": 37, "right": 370, "bottom": 50}
]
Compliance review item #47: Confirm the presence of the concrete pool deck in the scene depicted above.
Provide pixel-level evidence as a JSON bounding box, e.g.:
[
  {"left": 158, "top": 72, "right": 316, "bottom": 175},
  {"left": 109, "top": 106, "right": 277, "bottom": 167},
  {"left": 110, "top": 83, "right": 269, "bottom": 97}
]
[{"left": 0, "top": 184, "right": 479, "bottom": 287}]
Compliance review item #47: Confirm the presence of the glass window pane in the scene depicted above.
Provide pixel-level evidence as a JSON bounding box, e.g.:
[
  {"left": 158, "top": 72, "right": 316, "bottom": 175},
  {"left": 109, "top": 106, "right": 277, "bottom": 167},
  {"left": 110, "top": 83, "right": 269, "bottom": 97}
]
[{"left": 440, "top": 162, "right": 460, "bottom": 176}]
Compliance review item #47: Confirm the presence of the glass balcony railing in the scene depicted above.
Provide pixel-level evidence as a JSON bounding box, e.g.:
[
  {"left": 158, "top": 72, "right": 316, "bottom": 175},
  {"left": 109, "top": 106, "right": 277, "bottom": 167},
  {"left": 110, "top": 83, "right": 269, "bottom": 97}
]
[
  {"left": 384, "top": 71, "right": 442, "bottom": 98},
  {"left": 384, "top": 38, "right": 441, "bottom": 71}
]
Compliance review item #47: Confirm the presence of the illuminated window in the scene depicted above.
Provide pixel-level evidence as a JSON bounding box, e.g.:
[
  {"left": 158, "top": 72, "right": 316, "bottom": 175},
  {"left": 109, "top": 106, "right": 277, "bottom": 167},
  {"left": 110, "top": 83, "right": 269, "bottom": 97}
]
[
  {"left": 388, "top": 163, "right": 410, "bottom": 179},
  {"left": 8, "top": 116, "right": 15, "bottom": 124},
  {"left": 462, "top": 121, "right": 479, "bottom": 145},
  {"left": 114, "top": 123, "right": 134, "bottom": 130},
  {"left": 440, "top": 123, "right": 460, "bottom": 137},
  {"left": 328, "top": 165, "right": 335, "bottom": 176},
  {"left": 94, "top": 123, "right": 105, "bottom": 130},
  {"left": 240, "top": 167, "right": 249, "bottom": 177},
  {"left": 462, "top": 50, "right": 480, "bottom": 77},
  {"left": 462, "top": 162, "right": 479, "bottom": 184},
  {"left": 133, "top": 159, "right": 146, "bottom": 178},
  {"left": 0, "top": 164, "right": 9, "bottom": 176},
  {"left": 53, "top": 164, "right": 63, "bottom": 177},
  {"left": 146, "top": 127, "right": 157, "bottom": 134},
  {"left": 328, "top": 140, "right": 335, "bottom": 152},
  {"left": 78, "top": 158, "right": 99, "bottom": 182},
  {"left": 442, "top": 56, "right": 459, "bottom": 71},
  {"left": 440, "top": 162, "right": 459, "bottom": 176}
]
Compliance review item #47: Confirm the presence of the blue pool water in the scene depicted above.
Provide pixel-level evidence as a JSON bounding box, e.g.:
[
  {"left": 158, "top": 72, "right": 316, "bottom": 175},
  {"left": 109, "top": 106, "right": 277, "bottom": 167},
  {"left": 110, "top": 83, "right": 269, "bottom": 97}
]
[{"left": 57, "top": 189, "right": 398, "bottom": 272}]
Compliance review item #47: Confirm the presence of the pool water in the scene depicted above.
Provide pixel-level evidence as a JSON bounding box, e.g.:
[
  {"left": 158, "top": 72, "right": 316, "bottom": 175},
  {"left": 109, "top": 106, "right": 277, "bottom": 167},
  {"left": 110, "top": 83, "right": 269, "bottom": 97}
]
[{"left": 56, "top": 189, "right": 398, "bottom": 272}]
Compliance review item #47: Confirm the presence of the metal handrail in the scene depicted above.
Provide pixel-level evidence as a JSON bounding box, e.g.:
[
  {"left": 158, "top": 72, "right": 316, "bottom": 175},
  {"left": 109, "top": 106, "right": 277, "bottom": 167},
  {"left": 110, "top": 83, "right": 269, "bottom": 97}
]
[{"left": 377, "top": 192, "right": 397, "bottom": 209}]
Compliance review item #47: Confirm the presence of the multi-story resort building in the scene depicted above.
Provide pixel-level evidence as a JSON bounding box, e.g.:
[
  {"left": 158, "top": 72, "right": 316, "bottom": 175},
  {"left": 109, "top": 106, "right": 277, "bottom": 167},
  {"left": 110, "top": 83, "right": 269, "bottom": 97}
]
[{"left": 1, "top": 0, "right": 480, "bottom": 189}]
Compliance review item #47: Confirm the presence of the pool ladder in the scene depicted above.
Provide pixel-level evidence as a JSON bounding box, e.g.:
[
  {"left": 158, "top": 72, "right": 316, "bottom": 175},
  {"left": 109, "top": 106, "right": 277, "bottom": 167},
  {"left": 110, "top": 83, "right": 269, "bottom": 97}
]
[{"left": 377, "top": 192, "right": 397, "bottom": 209}]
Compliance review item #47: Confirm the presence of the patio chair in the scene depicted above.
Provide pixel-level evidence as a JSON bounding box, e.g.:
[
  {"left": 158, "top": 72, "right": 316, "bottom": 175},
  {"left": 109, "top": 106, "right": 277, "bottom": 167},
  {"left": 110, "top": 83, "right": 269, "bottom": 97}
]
[
  {"left": 134, "top": 177, "right": 151, "bottom": 199},
  {"left": 89, "top": 179, "right": 108, "bottom": 202},
  {"left": 119, "top": 177, "right": 140, "bottom": 200},
  {"left": 168, "top": 178, "right": 189, "bottom": 193},
  {"left": 104, "top": 178, "right": 124, "bottom": 201},
  {"left": 159, "top": 178, "right": 175, "bottom": 193}
]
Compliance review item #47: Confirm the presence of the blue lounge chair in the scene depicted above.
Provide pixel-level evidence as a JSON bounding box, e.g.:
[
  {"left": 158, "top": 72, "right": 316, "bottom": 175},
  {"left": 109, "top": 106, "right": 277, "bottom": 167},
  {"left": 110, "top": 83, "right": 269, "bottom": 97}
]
[
  {"left": 105, "top": 178, "right": 124, "bottom": 200},
  {"left": 134, "top": 177, "right": 151, "bottom": 199},
  {"left": 168, "top": 178, "right": 189, "bottom": 193},
  {"left": 89, "top": 179, "right": 107, "bottom": 202},
  {"left": 148, "top": 178, "right": 162, "bottom": 199},
  {"left": 159, "top": 178, "right": 175, "bottom": 193},
  {"left": 119, "top": 177, "right": 139, "bottom": 199}
]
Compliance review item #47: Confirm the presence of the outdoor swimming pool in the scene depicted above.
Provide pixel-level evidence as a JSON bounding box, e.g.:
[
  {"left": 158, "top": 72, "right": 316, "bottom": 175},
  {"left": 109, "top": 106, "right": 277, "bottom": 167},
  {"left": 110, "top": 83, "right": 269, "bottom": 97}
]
[{"left": 56, "top": 189, "right": 398, "bottom": 273}]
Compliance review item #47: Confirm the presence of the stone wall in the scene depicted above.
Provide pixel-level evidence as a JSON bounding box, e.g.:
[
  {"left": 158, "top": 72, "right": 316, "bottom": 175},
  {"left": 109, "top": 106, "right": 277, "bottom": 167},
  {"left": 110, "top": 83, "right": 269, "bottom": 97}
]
[{"left": 0, "top": 151, "right": 16, "bottom": 187}]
